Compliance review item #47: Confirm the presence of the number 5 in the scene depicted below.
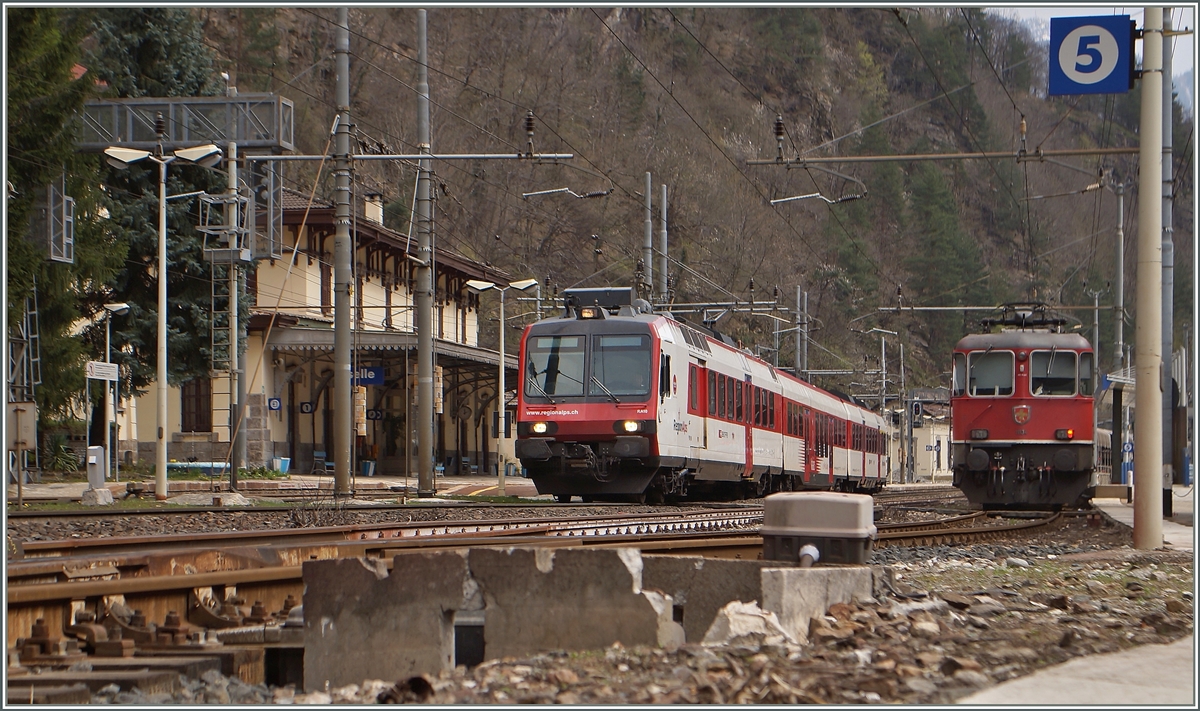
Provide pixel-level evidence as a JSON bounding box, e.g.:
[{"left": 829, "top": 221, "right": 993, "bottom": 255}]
[{"left": 1074, "top": 35, "right": 1103, "bottom": 73}]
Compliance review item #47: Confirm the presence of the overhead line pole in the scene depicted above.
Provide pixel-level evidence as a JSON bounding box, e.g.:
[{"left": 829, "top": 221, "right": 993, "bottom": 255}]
[
  {"left": 1161, "top": 8, "right": 1176, "bottom": 508},
  {"left": 415, "top": 10, "right": 435, "bottom": 497},
  {"left": 332, "top": 8, "right": 353, "bottom": 497},
  {"left": 1134, "top": 7, "right": 1164, "bottom": 550}
]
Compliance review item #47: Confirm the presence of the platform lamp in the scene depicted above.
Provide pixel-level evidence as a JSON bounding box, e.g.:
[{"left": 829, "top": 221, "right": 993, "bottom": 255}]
[
  {"left": 102, "top": 302, "right": 130, "bottom": 482},
  {"left": 104, "top": 117, "right": 222, "bottom": 500},
  {"left": 466, "top": 277, "right": 540, "bottom": 496}
]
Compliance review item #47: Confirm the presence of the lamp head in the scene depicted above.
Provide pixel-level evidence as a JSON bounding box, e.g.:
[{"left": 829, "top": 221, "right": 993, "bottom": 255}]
[
  {"left": 103, "top": 147, "right": 151, "bottom": 170},
  {"left": 465, "top": 279, "right": 496, "bottom": 294},
  {"left": 509, "top": 278, "right": 539, "bottom": 291},
  {"left": 103, "top": 302, "right": 131, "bottom": 316},
  {"left": 174, "top": 144, "right": 223, "bottom": 168}
]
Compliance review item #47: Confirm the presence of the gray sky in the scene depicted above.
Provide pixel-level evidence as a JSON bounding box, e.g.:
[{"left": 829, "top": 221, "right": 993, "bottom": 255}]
[{"left": 988, "top": 7, "right": 1194, "bottom": 77}]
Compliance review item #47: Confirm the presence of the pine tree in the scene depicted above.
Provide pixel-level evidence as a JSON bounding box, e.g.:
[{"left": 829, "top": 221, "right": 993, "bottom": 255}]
[
  {"left": 6, "top": 8, "right": 127, "bottom": 419},
  {"left": 79, "top": 8, "right": 226, "bottom": 392}
]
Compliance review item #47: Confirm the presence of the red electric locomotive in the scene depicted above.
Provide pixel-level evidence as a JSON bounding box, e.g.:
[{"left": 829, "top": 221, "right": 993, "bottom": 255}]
[
  {"left": 950, "top": 303, "right": 1096, "bottom": 509},
  {"left": 514, "top": 287, "right": 889, "bottom": 502}
]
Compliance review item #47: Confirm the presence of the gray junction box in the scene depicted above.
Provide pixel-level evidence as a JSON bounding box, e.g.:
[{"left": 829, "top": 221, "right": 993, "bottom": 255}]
[{"left": 761, "top": 492, "right": 877, "bottom": 564}]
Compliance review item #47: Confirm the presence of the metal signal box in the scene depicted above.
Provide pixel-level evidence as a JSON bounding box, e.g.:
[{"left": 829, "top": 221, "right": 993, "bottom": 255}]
[{"left": 761, "top": 492, "right": 876, "bottom": 564}]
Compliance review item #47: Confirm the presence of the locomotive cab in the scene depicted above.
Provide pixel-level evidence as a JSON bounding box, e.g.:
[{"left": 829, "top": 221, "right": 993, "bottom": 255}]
[
  {"left": 515, "top": 288, "right": 664, "bottom": 501},
  {"left": 950, "top": 304, "right": 1095, "bottom": 509}
]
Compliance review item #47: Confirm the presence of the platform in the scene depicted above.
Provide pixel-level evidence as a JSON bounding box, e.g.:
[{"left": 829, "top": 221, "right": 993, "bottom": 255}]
[{"left": 958, "top": 485, "right": 1195, "bottom": 705}]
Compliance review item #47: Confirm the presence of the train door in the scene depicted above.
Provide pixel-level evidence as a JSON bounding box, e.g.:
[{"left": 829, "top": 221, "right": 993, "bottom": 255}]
[{"left": 742, "top": 376, "right": 753, "bottom": 479}]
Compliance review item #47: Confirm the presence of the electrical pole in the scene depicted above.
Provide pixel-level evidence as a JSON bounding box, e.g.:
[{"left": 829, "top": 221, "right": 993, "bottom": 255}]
[
  {"left": 1161, "top": 8, "right": 1176, "bottom": 508},
  {"left": 657, "top": 183, "right": 668, "bottom": 302},
  {"left": 415, "top": 9, "right": 435, "bottom": 497},
  {"left": 1134, "top": 6, "right": 1164, "bottom": 550},
  {"left": 643, "top": 172, "right": 653, "bottom": 301},
  {"left": 332, "top": 7, "right": 353, "bottom": 497},
  {"left": 227, "top": 141, "right": 244, "bottom": 489},
  {"left": 1115, "top": 183, "right": 1126, "bottom": 371}
]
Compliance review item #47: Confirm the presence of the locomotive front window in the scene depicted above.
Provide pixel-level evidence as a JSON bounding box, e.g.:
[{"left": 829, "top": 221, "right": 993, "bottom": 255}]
[
  {"left": 1031, "top": 350, "right": 1077, "bottom": 396},
  {"left": 968, "top": 351, "right": 1014, "bottom": 396},
  {"left": 1080, "top": 353, "right": 1094, "bottom": 396},
  {"left": 952, "top": 353, "right": 967, "bottom": 396},
  {"left": 526, "top": 335, "right": 586, "bottom": 397},
  {"left": 589, "top": 334, "right": 651, "bottom": 397}
]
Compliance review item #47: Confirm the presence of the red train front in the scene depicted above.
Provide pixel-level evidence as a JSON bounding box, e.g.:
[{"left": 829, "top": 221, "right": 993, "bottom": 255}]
[{"left": 950, "top": 304, "right": 1095, "bottom": 509}]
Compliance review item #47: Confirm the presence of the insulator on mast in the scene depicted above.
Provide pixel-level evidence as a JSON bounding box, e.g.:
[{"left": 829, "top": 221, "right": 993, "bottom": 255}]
[
  {"left": 525, "top": 111, "right": 536, "bottom": 155},
  {"left": 774, "top": 115, "right": 786, "bottom": 160}
]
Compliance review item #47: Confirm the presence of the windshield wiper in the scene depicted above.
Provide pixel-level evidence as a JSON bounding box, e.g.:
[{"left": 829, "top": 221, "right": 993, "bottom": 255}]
[
  {"left": 526, "top": 376, "right": 556, "bottom": 404},
  {"left": 591, "top": 376, "right": 621, "bottom": 403}
]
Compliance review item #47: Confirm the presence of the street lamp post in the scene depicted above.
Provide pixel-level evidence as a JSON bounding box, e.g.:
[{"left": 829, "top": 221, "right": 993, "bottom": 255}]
[
  {"left": 104, "top": 114, "right": 222, "bottom": 500},
  {"left": 103, "top": 302, "right": 130, "bottom": 481},
  {"left": 466, "top": 278, "right": 539, "bottom": 496}
]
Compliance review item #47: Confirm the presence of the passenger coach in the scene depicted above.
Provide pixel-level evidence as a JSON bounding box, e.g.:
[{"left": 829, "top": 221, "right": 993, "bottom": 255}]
[{"left": 514, "top": 288, "right": 889, "bottom": 502}]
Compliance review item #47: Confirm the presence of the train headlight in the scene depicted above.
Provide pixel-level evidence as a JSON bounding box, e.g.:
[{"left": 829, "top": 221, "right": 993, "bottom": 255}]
[
  {"left": 531, "top": 422, "right": 550, "bottom": 434},
  {"left": 970, "top": 429, "right": 989, "bottom": 440},
  {"left": 621, "top": 420, "right": 641, "bottom": 433},
  {"left": 579, "top": 306, "right": 601, "bottom": 319},
  {"left": 1055, "top": 428, "right": 1075, "bottom": 440}
]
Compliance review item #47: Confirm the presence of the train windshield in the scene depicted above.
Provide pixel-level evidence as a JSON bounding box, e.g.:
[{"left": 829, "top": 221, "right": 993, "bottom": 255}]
[
  {"left": 590, "top": 334, "right": 652, "bottom": 398},
  {"left": 525, "top": 335, "right": 586, "bottom": 397},
  {"left": 1031, "top": 350, "right": 1077, "bottom": 396},
  {"left": 968, "top": 351, "right": 1013, "bottom": 396}
]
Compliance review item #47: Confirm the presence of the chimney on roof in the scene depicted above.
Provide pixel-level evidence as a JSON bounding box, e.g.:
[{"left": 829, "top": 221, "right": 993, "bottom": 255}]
[{"left": 364, "top": 193, "right": 384, "bottom": 224}]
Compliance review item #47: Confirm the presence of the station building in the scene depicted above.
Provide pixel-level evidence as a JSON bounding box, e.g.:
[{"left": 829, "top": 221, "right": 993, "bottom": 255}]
[{"left": 119, "top": 190, "right": 522, "bottom": 478}]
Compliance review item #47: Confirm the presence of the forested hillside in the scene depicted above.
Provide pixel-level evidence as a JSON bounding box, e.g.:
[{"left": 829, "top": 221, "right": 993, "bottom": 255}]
[{"left": 9, "top": 8, "right": 1193, "bottom": 417}]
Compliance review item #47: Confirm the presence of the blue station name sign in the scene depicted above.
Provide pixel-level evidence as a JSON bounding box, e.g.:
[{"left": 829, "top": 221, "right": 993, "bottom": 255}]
[{"left": 1049, "top": 15, "right": 1133, "bottom": 96}]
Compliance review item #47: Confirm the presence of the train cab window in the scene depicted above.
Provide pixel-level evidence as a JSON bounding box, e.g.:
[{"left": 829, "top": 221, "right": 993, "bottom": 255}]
[
  {"left": 1079, "top": 353, "right": 1094, "bottom": 396},
  {"left": 590, "top": 334, "right": 652, "bottom": 398},
  {"left": 1031, "top": 350, "right": 1077, "bottom": 396},
  {"left": 658, "top": 353, "right": 672, "bottom": 399},
  {"left": 968, "top": 350, "right": 1014, "bottom": 396},
  {"left": 717, "top": 374, "right": 727, "bottom": 417},
  {"left": 526, "top": 335, "right": 586, "bottom": 397},
  {"left": 708, "top": 371, "right": 717, "bottom": 414},
  {"left": 952, "top": 353, "right": 967, "bottom": 396},
  {"left": 688, "top": 365, "right": 699, "bottom": 411}
]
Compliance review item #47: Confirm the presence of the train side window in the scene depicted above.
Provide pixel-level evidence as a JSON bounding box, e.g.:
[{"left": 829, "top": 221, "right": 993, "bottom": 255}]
[
  {"left": 735, "top": 381, "right": 744, "bottom": 422},
  {"left": 952, "top": 353, "right": 967, "bottom": 396},
  {"left": 1079, "top": 353, "right": 1094, "bottom": 396},
  {"left": 769, "top": 394, "right": 775, "bottom": 429},
  {"left": 688, "top": 365, "right": 698, "bottom": 411},
  {"left": 709, "top": 371, "right": 717, "bottom": 415},
  {"left": 968, "top": 351, "right": 1014, "bottom": 396},
  {"left": 659, "top": 353, "right": 672, "bottom": 399},
  {"left": 1031, "top": 350, "right": 1076, "bottom": 396},
  {"left": 717, "top": 374, "right": 726, "bottom": 418},
  {"left": 754, "top": 387, "right": 762, "bottom": 426}
]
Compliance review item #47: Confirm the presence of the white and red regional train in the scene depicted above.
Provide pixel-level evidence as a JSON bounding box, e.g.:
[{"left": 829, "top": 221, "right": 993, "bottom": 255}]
[{"left": 514, "top": 288, "right": 890, "bottom": 502}]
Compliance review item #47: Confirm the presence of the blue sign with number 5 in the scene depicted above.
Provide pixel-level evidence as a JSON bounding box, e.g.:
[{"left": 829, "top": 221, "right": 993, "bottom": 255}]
[{"left": 1049, "top": 15, "right": 1131, "bottom": 95}]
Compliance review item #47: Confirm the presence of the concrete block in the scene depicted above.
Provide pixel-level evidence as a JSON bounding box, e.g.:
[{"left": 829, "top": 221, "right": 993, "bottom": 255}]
[
  {"left": 760, "top": 566, "right": 874, "bottom": 644},
  {"left": 81, "top": 487, "right": 115, "bottom": 506},
  {"left": 465, "top": 548, "right": 677, "bottom": 660},
  {"left": 303, "top": 553, "right": 471, "bottom": 691},
  {"left": 642, "top": 556, "right": 780, "bottom": 643}
]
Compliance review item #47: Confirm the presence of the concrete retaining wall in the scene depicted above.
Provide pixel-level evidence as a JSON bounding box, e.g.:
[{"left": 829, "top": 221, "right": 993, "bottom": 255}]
[{"left": 302, "top": 548, "right": 877, "bottom": 691}]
